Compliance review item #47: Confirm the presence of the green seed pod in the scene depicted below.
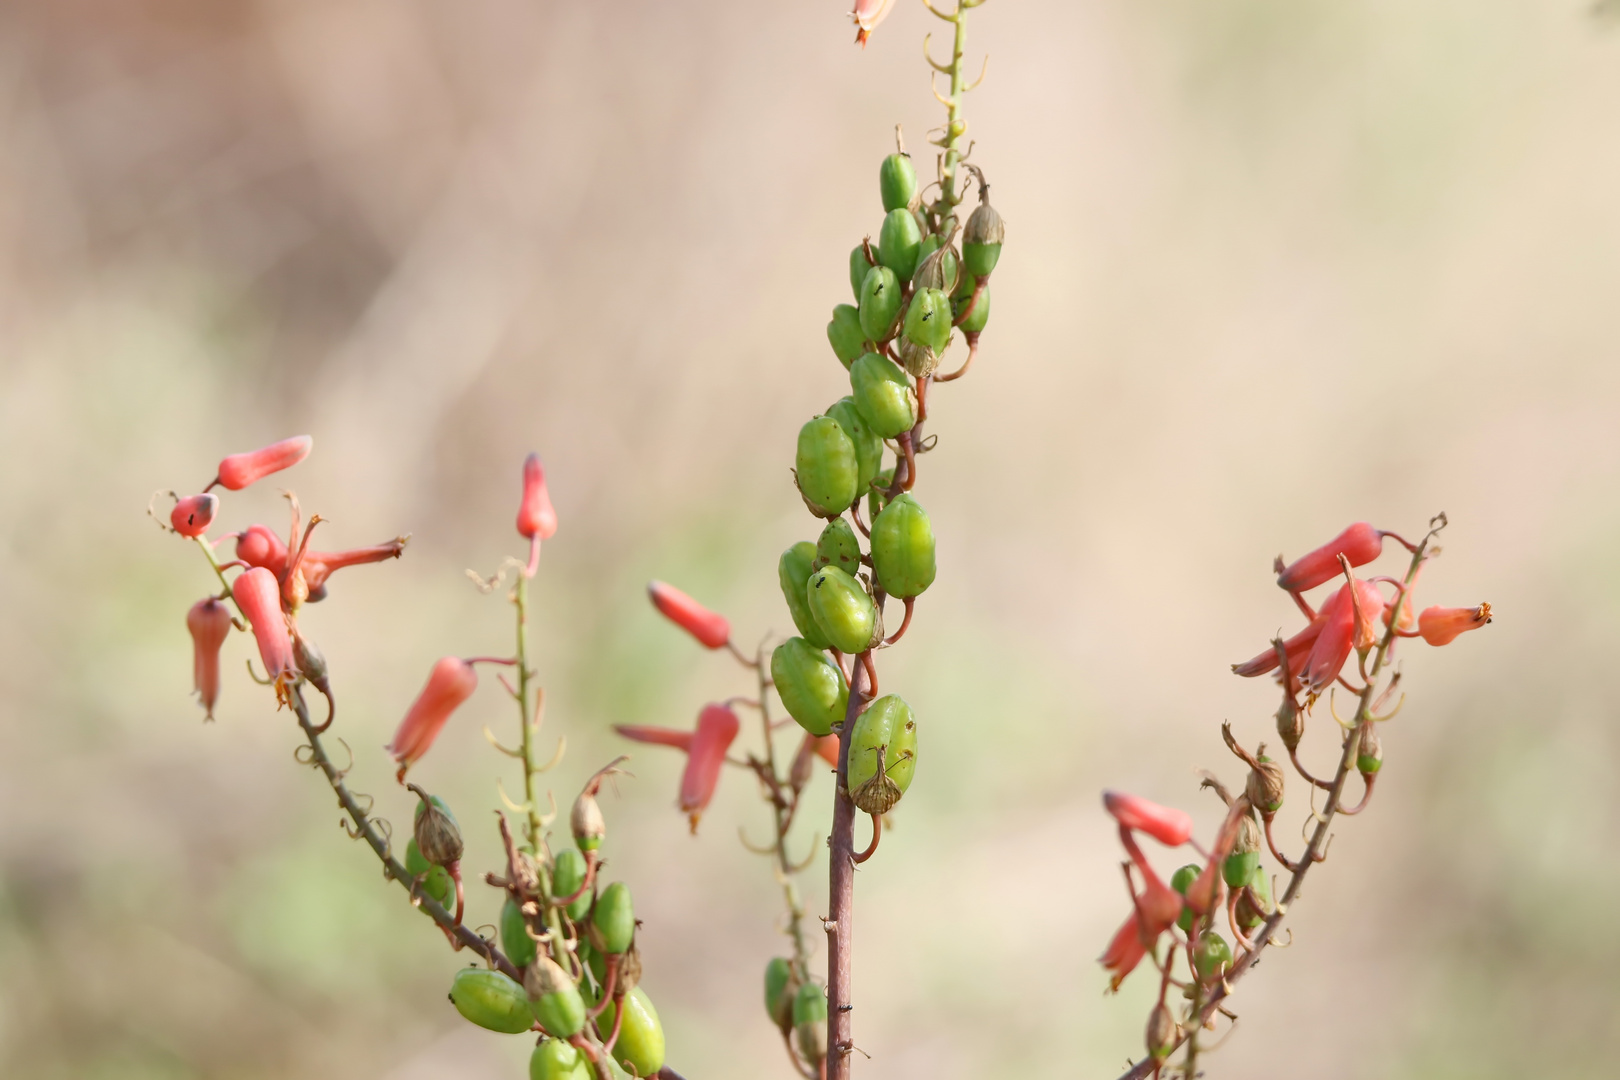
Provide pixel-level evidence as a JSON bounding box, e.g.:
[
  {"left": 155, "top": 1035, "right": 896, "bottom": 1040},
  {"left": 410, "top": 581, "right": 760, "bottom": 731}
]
[
  {"left": 552, "top": 847, "right": 593, "bottom": 922},
  {"left": 793, "top": 983, "right": 829, "bottom": 1067},
  {"left": 526, "top": 956, "right": 587, "bottom": 1038},
  {"left": 879, "top": 152, "right": 918, "bottom": 212},
  {"left": 770, "top": 637, "right": 849, "bottom": 737},
  {"left": 849, "top": 353, "right": 917, "bottom": 438},
  {"left": 826, "top": 304, "right": 866, "bottom": 369},
  {"left": 571, "top": 790, "right": 605, "bottom": 852},
  {"left": 1170, "top": 864, "right": 1201, "bottom": 933},
  {"left": 847, "top": 695, "right": 917, "bottom": 814},
  {"left": 964, "top": 197, "right": 1004, "bottom": 278},
  {"left": 912, "top": 239, "right": 961, "bottom": 294},
  {"left": 1146, "top": 1003, "right": 1176, "bottom": 1060},
  {"left": 869, "top": 493, "right": 936, "bottom": 599},
  {"left": 868, "top": 468, "right": 894, "bottom": 520},
  {"left": 1222, "top": 811, "right": 1261, "bottom": 888},
  {"left": 849, "top": 244, "right": 875, "bottom": 300},
  {"left": 825, "top": 397, "right": 881, "bottom": 496},
  {"left": 903, "top": 288, "right": 952, "bottom": 355},
  {"left": 595, "top": 987, "right": 666, "bottom": 1077},
  {"left": 1236, "top": 865, "right": 1272, "bottom": 930},
  {"left": 450, "top": 968, "right": 535, "bottom": 1034},
  {"left": 795, "top": 415, "right": 859, "bottom": 519},
  {"left": 878, "top": 207, "right": 924, "bottom": 281},
  {"left": 530, "top": 1039, "right": 591, "bottom": 1080},
  {"left": 592, "top": 881, "right": 635, "bottom": 955},
  {"left": 954, "top": 281, "right": 990, "bottom": 335},
  {"left": 412, "top": 791, "right": 464, "bottom": 867},
  {"left": 858, "top": 265, "right": 903, "bottom": 343},
  {"left": 806, "top": 566, "right": 880, "bottom": 655},
  {"left": 1356, "top": 724, "right": 1383, "bottom": 776},
  {"left": 814, "top": 517, "right": 862, "bottom": 576},
  {"left": 779, "top": 543, "right": 832, "bottom": 650},
  {"left": 1194, "top": 931, "right": 1233, "bottom": 982},
  {"left": 405, "top": 839, "right": 454, "bottom": 911},
  {"left": 764, "top": 957, "right": 799, "bottom": 1034},
  {"left": 501, "top": 896, "right": 537, "bottom": 968}
]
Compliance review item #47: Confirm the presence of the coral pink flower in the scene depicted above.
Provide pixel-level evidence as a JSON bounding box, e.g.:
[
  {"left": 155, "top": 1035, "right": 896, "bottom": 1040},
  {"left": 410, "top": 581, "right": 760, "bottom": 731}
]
[
  {"left": 1303, "top": 579, "right": 1385, "bottom": 692},
  {"left": 213, "top": 435, "right": 312, "bottom": 492},
  {"left": 387, "top": 658, "right": 479, "bottom": 779},
  {"left": 1232, "top": 604, "right": 1330, "bottom": 680},
  {"left": 1099, "top": 858, "right": 1184, "bottom": 991},
  {"left": 170, "top": 494, "right": 219, "bottom": 538},
  {"left": 236, "top": 524, "right": 289, "bottom": 576},
  {"left": 851, "top": 0, "right": 894, "bottom": 47},
  {"left": 811, "top": 733, "right": 840, "bottom": 767},
  {"left": 617, "top": 705, "right": 742, "bottom": 833},
  {"left": 1276, "top": 522, "right": 1385, "bottom": 592},
  {"left": 614, "top": 725, "right": 696, "bottom": 752},
  {"left": 1418, "top": 603, "right": 1492, "bottom": 646},
  {"left": 516, "top": 453, "right": 558, "bottom": 541},
  {"left": 186, "top": 598, "right": 232, "bottom": 720},
  {"left": 647, "top": 581, "right": 731, "bottom": 650},
  {"left": 301, "top": 538, "right": 408, "bottom": 601},
  {"left": 1103, "top": 791, "right": 1193, "bottom": 847},
  {"left": 232, "top": 567, "right": 294, "bottom": 681},
  {"left": 1383, "top": 562, "right": 1424, "bottom": 633}
]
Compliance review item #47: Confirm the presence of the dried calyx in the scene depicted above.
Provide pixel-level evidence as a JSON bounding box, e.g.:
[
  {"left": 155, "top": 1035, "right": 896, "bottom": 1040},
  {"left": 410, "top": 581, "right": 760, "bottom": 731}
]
[{"left": 409, "top": 785, "right": 464, "bottom": 867}]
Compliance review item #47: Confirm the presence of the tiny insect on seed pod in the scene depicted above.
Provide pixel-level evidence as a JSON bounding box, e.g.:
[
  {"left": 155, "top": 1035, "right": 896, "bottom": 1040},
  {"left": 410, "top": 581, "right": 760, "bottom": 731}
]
[
  {"left": 1418, "top": 603, "right": 1493, "bottom": 646},
  {"left": 186, "top": 598, "right": 232, "bottom": 720},
  {"left": 878, "top": 206, "right": 924, "bottom": 282},
  {"left": 516, "top": 452, "right": 558, "bottom": 541},
  {"left": 825, "top": 397, "right": 882, "bottom": 495},
  {"left": 904, "top": 287, "right": 953, "bottom": 355},
  {"left": 1146, "top": 1002, "right": 1177, "bottom": 1060},
  {"left": 526, "top": 955, "right": 587, "bottom": 1039},
  {"left": 592, "top": 881, "right": 635, "bottom": 955},
  {"left": 771, "top": 638, "right": 850, "bottom": 737},
  {"left": 646, "top": 580, "right": 731, "bottom": 650},
  {"left": 231, "top": 567, "right": 294, "bottom": 681},
  {"left": 858, "top": 265, "right": 903, "bottom": 344},
  {"left": 806, "top": 565, "right": 881, "bottom": 655},
  {"left": 387, "top": 658, "right": 478, "bottom": 778},
  {"left": 169, "top": 493, "right": 219, "bottom": 538},
  {"left": 849, "top": 352, "right": 917, "bottom": 438},
  {"left": 679, "top": 704, "right": 740, "bottom": 832},
  {"left": 1357, "top": 723, "right": 1383, "bottom": 776},
  {"left": 813, "top": 517, "right": 863, "bottom": 576},
  {"left": 571, "top": 789, "right": 606, "bottom": 852},
  {"left": 1102, "top": 791, "right": 1194, "bottom": 847},
  {"left": 764, "top": 957, "right": 799, "bottom": 1035},
  {"left": 1223, "top": 810, "right": 1262, "bottom": 888},
  {"left": 214, "top": 435, "right": 313, "bottom": 492},
  {"left": 411, "top": 789, "right": 464, "bottom": 867},
  {"left": 795, "top": 415, "right": 860, "bottom": 519},
  {"left": 450, "top": 968, "right": 534, "bottom": 1034},
  {"left": 827, "top": 303, "right": 867, "bottom": 369},
  {"left": 529, "top": 1038, "right": 590, "bottom": 1080},
  {"left": 792, "top": 983, "right": 829, "bottom": 1066},
  {"left": 778, "top": 543, "right": 833, "bottom": 649},
  {"left": 595, "top": 986, "right": 666, "bottom": 1077},
  {"left": 846, "top": 695, "right": 917, "bottom": 815},
  {"left": 1276, "top": 521, "right": 1386, "bottom": 593},
  {"left": 870, "top": 493, "right": 937, "bottom": 598},
  {"left": 879, "top": 151, "right": 917, "bottom": 212}
]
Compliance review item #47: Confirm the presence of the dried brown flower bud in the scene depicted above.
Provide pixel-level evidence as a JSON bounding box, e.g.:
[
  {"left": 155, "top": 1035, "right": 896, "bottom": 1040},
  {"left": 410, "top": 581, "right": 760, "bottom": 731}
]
[
  {"left": 1146, "top": 1003, "right": 1176, "bottom": 1059},
  {"left": 1275, "top": 693, "right": 1304, "bottom": 752},
  {"left": 1245, "top": 749, "right": 1286, "bottom": 816},
  {"left": 617, "top": 935, "right": 644, "bottom": 994},
  {"left": 898, "top": 337, "right": 940, "bottom": 379},
  {"left": 1357, "top": 724, "right": 1383, "bottom": 776},
  {"left": 408, "top": 786, "right": 463, "bottom": 867}
]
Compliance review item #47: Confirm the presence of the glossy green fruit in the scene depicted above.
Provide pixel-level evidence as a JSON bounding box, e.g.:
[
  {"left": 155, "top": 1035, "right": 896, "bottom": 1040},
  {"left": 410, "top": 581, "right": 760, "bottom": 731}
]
[
  {"left": 878, "top": 208, "right": 924, "bottom": 281},
  {"left": 846, "top": 695, "right": 917, "bottom": 814},
  {"left": 1194, "top": 931, "right": 1233, "bottom": 982},
  {"left": 879, "top": 153, "right": 918, "bottom": 212},
  {"left": 849, "top": 244, "right": 874, "bottom": 300},
  {"left": 868, "top": 468, "right": 894, "bottom": 519},
  {"left": 869, "top": 493, "right": 936, "bottom": 598},
  {"left": 530, "top": 1039, "right": 591, "bottom": 1080},
  {"left": 529, "top": 957, "right": 587, "bottom": 1038},
  {"left": 814, "top": 518, "right": 862, "bottom": 576},
  {"left": 1223, "top": 850, "right": 1260, "bottom": 890},
  {"left": 954, "top": 282, "right": 990, "bottom": 335},
  {"left": 825, "top": 397, "right": 881, "bottom": 495},
  {"left": 450, "top": 968, "right": 534, "bottom": 1034},
  {"left": 405, "top": 839, "right": 454, "bottom": 911},
  {"left": 827, "top": 304, "right": 866, "bottom": 368},
  {"left": 596, "top": 987, "right": 666, "bottom": 1076},
  {"left": 964, "top": 240, "right": 1001, "bottom": 279},
  {"left": 764, "top": 957, "right": 797, "bottom": 1031},
  {"left": 1170, "top": 864, "right": 1201, "bottom": 933},
  {"left": 501, "top": 897, "right": 537, "bottom": 968},
  {"left": 903, "top": 288, "right": 952, "bottom": 354},
  {"left": 779, "top": 543, "right": 832, "bottom": 650},
  {"left": 849, "top": 353, "right": 916, "bottom": 438},
  {"left": 771, "top": 637, "right": 849, "bottom": 736},
  {"left": 963, "top": 200, "right": 1004, "bottom": 278},
  {"left": 795, "top": 416, "right": 859, "bottom": 518},
  {"left": 858, "top": 265, "right": 903, "bottom": 343},
  {"left": 552, "top": 848, "right": 593, "bottom": 922},
  {"left": 592, "top": 882, "right": 635, "bottom": 954},
  {"left": 806, "top": 566, "right": 879, "bottom": 655},
  {"left": 792, "top": 983, "right": 829, "bottom": 1065}
]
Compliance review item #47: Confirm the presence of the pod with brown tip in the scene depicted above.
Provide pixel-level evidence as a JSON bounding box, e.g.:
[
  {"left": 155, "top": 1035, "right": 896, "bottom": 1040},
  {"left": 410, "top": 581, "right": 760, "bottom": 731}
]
[{"left": 846, "top": 695, "right": 917, "bottom": 814}]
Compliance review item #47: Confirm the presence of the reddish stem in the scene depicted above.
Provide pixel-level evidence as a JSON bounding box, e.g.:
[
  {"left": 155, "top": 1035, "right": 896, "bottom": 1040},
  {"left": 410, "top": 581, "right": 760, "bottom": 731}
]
[
  {"left": 883, "top": 596, "right": 915, "bottom": 645},
  {"left": 1337, "top": 772, "right": 1377, "bottom": 816},
  {"left": 853, "top": 813, "right": 882, "bottom": 864},
  {"left": 825, "top": 655, "right": 871, "bottom": 1080}
]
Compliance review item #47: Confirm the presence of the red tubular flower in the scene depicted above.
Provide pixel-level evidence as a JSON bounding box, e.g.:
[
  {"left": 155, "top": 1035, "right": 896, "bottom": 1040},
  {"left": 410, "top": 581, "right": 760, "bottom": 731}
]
[
  {"left": 1276, "top": 522, "right": 1385, "bottom": 592},
  {"left": 1418, "top": 603, "right": 1492, "bottom": 646},
  {"left": 647, "top": 581, "right": 731, "bottom": 650},
  {"left": 1099, "top": 860, "right": 1184, "bottom": 991},
  {"left": 236, "top": 524, "right": 289, "bottom": 576},
  {"left": 302, "top": 537, "right": 409, "bottom": 601},
  {"left": 613, "top": 725, "right": 696, "bottom": 752},
  {"left": 1301, "top": 579, "right": 1386, "bottom": 692},
  {"left": 516, "top": 453, "right": 558, "bottom": 541},
  {"left": 387, "top": 658, "right": 479, "bottom": 779},
  {"left": 851, "top": 0, "right": 894, "bottom": 47},
  {"left": 681, "top": 704, "right": 741, "bottom": 833},
  {"left": 1102, "top": 791, "right": 1193, "bottom": 847},
  {"left": 232, "top": 567, "right": 293, "bottom": 681},
  {"left": 1232, "top": 609, "right": 1327, "bottom": 679},
  {"left": 186, "top": 598, "right": 231, "bottom": 720},
  {"left": 214, "top": 435, "right": 313, "bottom": 492},
  {"left": 170, "top": 494, "right": 219, "bottom": 538},
  {"left": 1383, "top": 562, "right": 1424, "bottom": 633}
]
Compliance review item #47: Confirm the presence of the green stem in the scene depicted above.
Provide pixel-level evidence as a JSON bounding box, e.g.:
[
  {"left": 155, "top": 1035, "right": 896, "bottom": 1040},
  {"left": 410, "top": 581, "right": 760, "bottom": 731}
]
[{"left": 515, "top": 571, "right": 543, "bottom": 848}]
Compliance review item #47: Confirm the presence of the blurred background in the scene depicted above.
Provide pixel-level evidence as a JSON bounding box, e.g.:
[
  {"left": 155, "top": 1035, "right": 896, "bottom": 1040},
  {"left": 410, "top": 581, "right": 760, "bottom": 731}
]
[{"left": 3, "top": 0, "right": 1618, "bottom": 1077}]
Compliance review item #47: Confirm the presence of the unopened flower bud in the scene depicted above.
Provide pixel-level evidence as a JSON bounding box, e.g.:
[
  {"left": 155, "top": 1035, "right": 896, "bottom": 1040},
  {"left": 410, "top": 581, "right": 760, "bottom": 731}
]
[
  {"left": 293, "top": 632, "right": 329, "bottom": 695},
  {"left": 186, "top": 597, "right": 231, "bottom": 720},
  {"left": 410, "top": 787, "right": 464, "bottom": 867},
  {"left": 1357, "top": 724, "right": 1383, "bottom": 776},
  {"left": 214, "top": 435, "right": 312, "bottom": 491},
  {"left": 232, "top": 567, "right": 293, "bottom": 681},
  {"left": 571, "top": 790, "right": 606, "bottom": 852},
  {"left": 1276, "top": 522, "right": 1385, "bottom": 592},
  {"left": 170, "top": 494, "right": 218, "bottom": 538},
  {"left": 647, "top": 580, "right": 732, "bottom": 650},
  {"left": 516, "top": 452, "right": 558, "bottom": 541},
  {"left": 1418, "top": 603, "right": 1492, "bottom": 646},
  {"left": 235, "top": 524, "right": 288, "bottom": 576},
  {"left": 1145, "top": 1003, "right": 1176, "bottom": 1060},
  {"left": 386, "top": 658, "right": 478, "bottom": 778},
  {"left": 1276, "top": 692, "right": 1304, "bottom": 752},
  {"left": 1102, "top": 791, "right": 1194, "bottom": 847},
  {"left": 1245, "top": 752, "right": 1285, "bottom": 816}
]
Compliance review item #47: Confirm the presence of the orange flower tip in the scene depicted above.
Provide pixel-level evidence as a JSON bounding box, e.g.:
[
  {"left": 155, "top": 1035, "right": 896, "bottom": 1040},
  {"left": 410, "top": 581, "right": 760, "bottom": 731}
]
[
  {"left": 216, "top": 435, "right": 313, "bottom": 492},
  {"left": 1275, "top": 521, "right": 1385, "bottom": 592},
  {"left": 647, "top": 580, "right": 732, "bottom": 649},
  {"left": 613, "top": 725, "right": 695, "bottom": 753},
  {"left": 1418, "top": 603, "right": 1492, "bottom": 646},
  {"left": 516, "top": 452, "right": 558, "bottom": 541},
  {"left": 170, "top": 493, "right": 219, "bottom": 538},
  {"left": 1102, "top": 790, "right": 1193, "bottom": 847}
]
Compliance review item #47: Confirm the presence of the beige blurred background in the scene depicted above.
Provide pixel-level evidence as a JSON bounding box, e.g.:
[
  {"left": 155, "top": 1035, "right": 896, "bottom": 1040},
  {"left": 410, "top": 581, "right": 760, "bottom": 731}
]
[{"left": 3, "top": 0, "right": 1618, "bottom": 1077}]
